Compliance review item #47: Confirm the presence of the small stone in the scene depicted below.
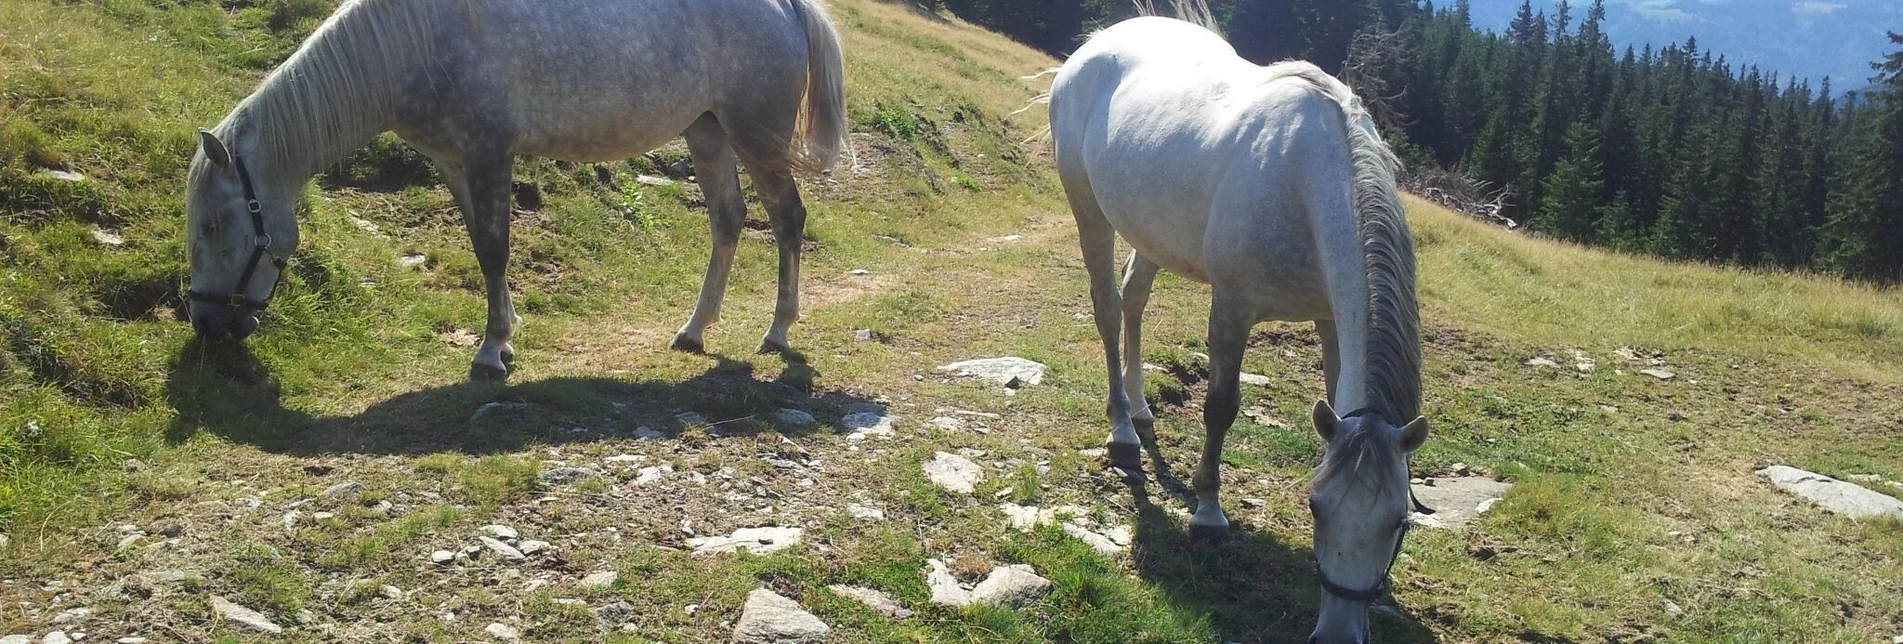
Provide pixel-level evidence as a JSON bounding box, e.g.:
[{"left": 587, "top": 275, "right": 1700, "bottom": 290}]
[
  {"left": 928, "top": 416, "right": 964, "bottom": 430},
  {"left": 828, "top": 585, "right": 912, "bottom": 619},
  {"left": 90, "top": 229, "right": 125, "bottom": 247},
  {"left": 323, "top": 481, "right": 362, "bottom": 498},
  {"left": 479, "top": 536, "right": 526, "bottom": 562},
  {"left": 397, "top": 253, "right": 428, "bottom": 269},
  {"left": 594, "top": 600, "right": 634, "bottom": 624},
  {"left": 923, "top": 452, "right": 983, "bottom": 494},
  {"left": 539, "top": 467, "right": 597, "bottom": 484},
  {"left": 380, "top": 585, "right": 403, "bottom": 599},
  {"left": 1663, "top": 599, "right": 1685, "bottom": 618},
  {"left": 0, "top": 635, "right": 26, "bottom": 644},
  {"left": 1640, "top": 368, "right": 1675, "bottom": 380},
  {"left": 853, "top": 329, "right": 874, "bottom": 342},
  {"left": 1475, "top": 497, "right": 1502, "bottom": 514},
  {"left": 632, "top": 426, "right": 668, "bottom": 440},
  {"left": 312, "top": 511, "right": 335, "bottom": 521},
  {"left": 518, "top": 540, "right": 549, "bottom": 555},
  {"left": 1523, "top": 357, "right": 1560, "bottom": 368},
  {"left": 1242, "top": 498, "right": 1267, "bottom": 508},
  {"left": 605, "top": 454, "right": 644, "bottom": 464},
  {"left": 634, "top": 465, "right": 673, "bottom": 485},
  {"left": 1757, "top": 465, "right": 1903, "bottom": 520},
  {"left": 1062, "top": 522, "right": 1123, "bottom": 555},
  {"left": 115, "top": 639, "right": 145, "bottom": 644},
  {"left": 578, "top": 571, "right": 618, "bottom": 589},
  {"left": 40, "top": 634, "right": 72, "bottom": 644},
  {"left": 43, "top": 169, "right": 84, "bottom": 182},
  {"left": 1238, "top": 372, "right": 1271, "bottom": 386},
  {"left": 843, "top": 411, "right": 897, "bottom": 440},
  {"left": 732, "top": 588, "right": 830, "bottom": 644},
  {"left": 849, "top": 268, "right": 870, "bottom": 275},
  {"left": 53, "top": 607, "right": 90, "bottom": 624},
  {"left": 777, "top": 409, "right": 817, "bottom": 426},
  {"left": 115, "top": 535, "right": 140, "bottom": 550},
  {"left": 926, "top": 560, "right": 1052, "bottom": 607},
  {"left": 636, "top": 174, "right": 675, "bottom": 186},
  {"left": 1410, "top": 477, "right": 1515, "bottom": 530},
  {"left": 430, "top": 550, "right": 455, "bottom": 564},
  {"left": 988, "top": 234, "right": 1025, "bottom": 243},
  {"left": 936, "top": 357, "right": 1046, "bottom": 389},
  {"left": 484, "top": 622, "right": 521, "bottom": 640},
  {"left": 210, "top": 596, "right": 282, "bottom": 634},
  {"left": 847, "top": 503, "right": 885, "bottom": 521},
  {"left": 480, "top": 525, "right": 519, "bottom": 541},
  {"left": 688, "top": 526, "right": 803, "bottom": 556}
]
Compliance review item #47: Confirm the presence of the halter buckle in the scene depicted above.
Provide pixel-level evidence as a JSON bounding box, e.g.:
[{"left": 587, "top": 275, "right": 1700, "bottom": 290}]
[
  {"left": 254, "top": 233, "right": 273, "bottom": 249},
  {"left": 246, "top": 199, "right": 262, "bottom": 214}
]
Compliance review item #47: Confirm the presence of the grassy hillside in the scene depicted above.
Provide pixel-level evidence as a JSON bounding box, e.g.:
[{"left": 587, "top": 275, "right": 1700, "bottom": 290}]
[{"left": 3, "top": 0, "right": 1902, "bottom": 642}]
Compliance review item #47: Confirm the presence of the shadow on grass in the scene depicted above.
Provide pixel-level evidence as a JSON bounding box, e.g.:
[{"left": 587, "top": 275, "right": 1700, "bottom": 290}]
[
  {"left": 162, "top": 339, "right": 879, "bottom": 456},
  {"left": 1124, "top": 448, "right": 1441, "bottom": 644}
]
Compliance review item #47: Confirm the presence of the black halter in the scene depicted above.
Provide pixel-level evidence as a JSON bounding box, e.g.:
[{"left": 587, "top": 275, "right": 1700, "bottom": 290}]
[
  {"left": 1314, "top": 407, "right": 1436, "bottom": 603},
  {"left": 187, "top": 154, "right": 286, "bottom": 312}
]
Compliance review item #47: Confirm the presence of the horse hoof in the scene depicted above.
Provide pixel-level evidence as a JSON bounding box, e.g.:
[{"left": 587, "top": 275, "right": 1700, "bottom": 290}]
[
  {"left": 468, "top": 362, "right": 510, "bottom": 382},
  {"left": 670, "top": 334, "right": 705, "bottom": 354},
  {"left": 1188, "top": 522, "right": 1230, "bottom": 545},
  {"left": 1105, "top": 440, "right": 1144, "bottom": 472},
  {"left": 757, "top": 338, "right": 791, "bottom": 355}
]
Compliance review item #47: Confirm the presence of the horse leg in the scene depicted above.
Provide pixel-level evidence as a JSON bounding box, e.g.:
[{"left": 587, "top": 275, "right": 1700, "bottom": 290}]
[
  {"left": 1316, "top": 319, "right": 1341, "bottom": 406},
  {"left": 1121, "top": 251, "right": 1161, "bottom": 443},
  {"left": 1065, "top": 186, "right": 1141, "bottom": 472},
  {"left": 752, "top": 170, "right": 807, "bottom": 354},
  {"left": 672, "top": 115, "right": 746, "bottom": 354},
  {"left": 1191, "top": 287, "right": 1250, "bottom": 543},
  {"left": 453, "top": 151, "right": 518, "bottom": 381}
]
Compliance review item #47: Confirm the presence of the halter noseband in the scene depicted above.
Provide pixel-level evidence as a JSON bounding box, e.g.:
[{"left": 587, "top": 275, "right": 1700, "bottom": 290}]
[
  {"left": 1314, "top": 407, "right": 1436, "bottom": 603},
  {"left": 188, "top": 154, "right": 286, "bottom": 313}
]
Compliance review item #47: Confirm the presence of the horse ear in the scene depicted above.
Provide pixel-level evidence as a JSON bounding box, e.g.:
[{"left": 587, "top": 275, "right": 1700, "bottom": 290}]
[
  {"left": 1398, "top": 416, "right": 1430, "bottom": 454},
  {"left": 1311, "top": 399, "right": 1339, "bottom": 442},
  {"left": 199, "top": 129, "right": 231, "bottom": 167}
]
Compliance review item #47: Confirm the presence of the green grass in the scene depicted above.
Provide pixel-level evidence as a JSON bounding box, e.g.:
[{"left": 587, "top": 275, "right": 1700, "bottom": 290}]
[{"left": 5, "top": 0, "right": 1903, "bottom": 641}]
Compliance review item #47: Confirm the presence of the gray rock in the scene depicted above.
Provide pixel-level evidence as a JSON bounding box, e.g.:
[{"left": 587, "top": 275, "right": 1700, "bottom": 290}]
[
  {"left": 40, "top": 634, "right": 71, "bottom": 644},
  {"left": 484, "top": 622, "right": 521, "bottom": 640},
  {"left": 539, "top": 467, "right": 597, "bottom": 484},
  {"left": 397, "top": 253, "right": 428, "bottom": 268},
  {"left": 935, "top": 357, "right": 1046, "bottom": 389},
  {"left": 479, "top": 536, "right": 527, "bottom": 562},
  {"left": 210, "top": 596, "right": 282, "bottom": 634},
  {"left": 91, "top": 229, "right": 125, "bottom": 247},
  {"left": 1663, "top": 599, "right": 1684, "bottom": 619},
  {"left": 596, "top": 600, "right": 634, "bottom": 624},
  {"left": 1757, "top": 465, "right": 1903, "bottom": 521},
  {"left": 635, "top": 174, "right": 675, "bottom": 187},
  {"left": 924, "top": 452, "right": 983, "bottom": 494},
  {"left": 732, "top": 588, "right": 829, "bottom": 644},
  {"left": 1237, "top": 372, "right": 1272, "bottom": 386},
  {"left": 518, "top": 540, "right": 550, "bottom": 555},
  {"left": 42, "top": 169, "right": 84, "bottom": 182},
  {"left": 632, "top": 426, "right": 668, "bottom": 440},
  {"left": 430, "top": 550, "right": 455, "bottom": 564},
  {"left": 827, "top": 585, "right": 912, "bottom": 619},
  {"left": 843, "top": 411, "right": 896, "bottom": 441},
  {"left": 578, "top": 571, "right": 618, "bottom": 589},
  {"left": 52, "top": 607, "right": 89, "bottom": 624},
  {"left": 480, "top": 525, "right": 519, "bottom": 542},
  {"left": 777, "top": 409, "right": 817, "bottom": 426},
  {"left": 322, "top": 481, "right": 362, "bottom": 498},
  {"left": 846, "top": 503, "right": 885, "bottom": 521},
  {"left": 634, "top": 464, "right": 673, "bottom": 485},
  {"left": 116, "top": 638, "right": 147, "bottom": 644},
  {"left": 0, "top": 636, "right": 26, "bottom": 644},
  {"left": 925, "top": 559, "right": 1051, "bottom": 608},
  {"left": 688, "top": 526, "right": 803, "bottom": 556},
  {"left": 1409, "top": 477, "right": 1514, "bottom": 529},
  {"left": 1640, "top": 368, "right": 1675, "bottom": 380},
  {"left": 928, "top": 416, "right": 964, "bottom": 430}
]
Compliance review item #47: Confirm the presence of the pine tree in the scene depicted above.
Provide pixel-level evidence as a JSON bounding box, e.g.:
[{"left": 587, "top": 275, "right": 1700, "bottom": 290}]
[
  {"left": 1537, "top": 120, "right": 1606, "bottom": 243},
  {"left": 1820, "top": 33, "right": 1903, "bottom": 281}
]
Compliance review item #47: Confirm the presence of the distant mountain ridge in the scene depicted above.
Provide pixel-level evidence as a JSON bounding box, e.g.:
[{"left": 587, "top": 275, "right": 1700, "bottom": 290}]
[{"left": 1469, "top": 0, "right": 1898, "bottom": 90}]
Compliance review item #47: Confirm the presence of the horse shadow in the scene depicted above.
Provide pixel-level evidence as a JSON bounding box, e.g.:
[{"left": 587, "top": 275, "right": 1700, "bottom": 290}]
[
  {"left": 1124, "top": 443, "right": 1441, "bottom": 644},
  {"left": 162, "top": 339, "right": 879, "bottom": 457}
]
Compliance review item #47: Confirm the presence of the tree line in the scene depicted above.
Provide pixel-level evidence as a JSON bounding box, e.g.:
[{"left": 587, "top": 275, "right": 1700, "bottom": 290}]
[{"left": 940, "top": 0, "right": 1903, "bottom": 282}]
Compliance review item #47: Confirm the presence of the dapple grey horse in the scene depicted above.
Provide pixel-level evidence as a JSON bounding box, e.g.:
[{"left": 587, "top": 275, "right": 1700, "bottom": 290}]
[
  {"left": 186, "top": 0, "right": 846, "bottom": 379},
  {"left": 1050, "top": 15, "right": 1431, "bottom": 644}
]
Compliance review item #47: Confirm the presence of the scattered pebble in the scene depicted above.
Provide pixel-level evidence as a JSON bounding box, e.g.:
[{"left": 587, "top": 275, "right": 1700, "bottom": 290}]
[
  {"left": 479, "top": 536, "right": 526, "bottom": 562},
  {"left": 480, "top": 525, "right": 519, "bottom": 542},
  {"left": 777, "top": 409, "right": 817, "bottom": 426},
  {"left": 632, "top": 427, "right": 668, "bottom": 440},
  {"left": 40, "top": 634, "right": 71, "bottom": 644},
  {"left": 847, "top": 503, "right": 886, "bottom": 521},
  {"left": 924, "top": 452, "right": 983, "bottom": 494},
  {"left": 398, "top": 253, "right": 428, "bottom": 269},
  {"left": 1237, "top": 372, "right": 1271, "bottom": 386},
  {"left": 936, "top": 357, "right": 1046, "bottom": 389},
  {"left": 210, "top": 596, "right": 282, "bottom": 634},
  {"left": 483, "top": 623, "right": 521, "bottom": 641},
  {"left": 1663, "top": 599, "right": 1685, "bottom": 618},
  {"left": 1640, "top": 368, "right": 1675, "bottom": 380},
  {"left": 732, "top": 588, "right": 830, "bottom": 644},
  {"left": 828, "top": 585, "right": 912, "bottom": 619},
  {"left": 518, "top": 540, "right": 550, "bottom": 555},
  {"left": 925, "top": 559, "right": 1052, "bottom": 607},
  {"left": 322, "top": 481, "right": 362, "bottom": 498},
  {"left": 687, "top": 526, "right": 803, "bottom": 556},
  {"left": 539, "top": 467, "right": 597, "bottom": 484},
  {"left": 1523, "top": 357, "right": 1560, "bottom": 368},
  {"left": 578, "top": 571, "right": 618, "bottom": 589},
  {"left": 90, "top": 229, "right": 125, "bottom": 247}
]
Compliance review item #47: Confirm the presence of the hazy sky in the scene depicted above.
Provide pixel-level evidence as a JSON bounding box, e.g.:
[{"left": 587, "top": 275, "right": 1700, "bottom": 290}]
[{"left": 1466, "top": 0, "right": 1900, "bottom": 91}]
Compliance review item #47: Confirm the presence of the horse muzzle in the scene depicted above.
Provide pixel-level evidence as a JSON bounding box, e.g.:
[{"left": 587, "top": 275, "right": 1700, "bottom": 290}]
[{"left": 190, "top": 300, "right": 260, "bottom": 341}]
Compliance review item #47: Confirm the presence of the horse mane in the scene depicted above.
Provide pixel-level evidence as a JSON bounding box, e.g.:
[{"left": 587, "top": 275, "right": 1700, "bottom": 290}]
[
  {"left": 1266, "top": 64, "right": 1420, "bottom": 424},
  {"left": 1132, "top": 0, "right": 1222, "bottom": 37},
  {"left": 221, "top": 0, "right": 449, "bottom": 179},
  {"left": 1311, "top": 421, "right": 1402, "bottom": 494}
]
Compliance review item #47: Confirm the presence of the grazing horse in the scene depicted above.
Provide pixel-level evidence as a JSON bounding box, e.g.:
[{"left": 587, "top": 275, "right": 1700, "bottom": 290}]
[
  {"left": 1049, "top": 15, "right": 1430, "bottom": 643},
  {"left": 185, "top": 0, "right": 846, "bottom": 380}
]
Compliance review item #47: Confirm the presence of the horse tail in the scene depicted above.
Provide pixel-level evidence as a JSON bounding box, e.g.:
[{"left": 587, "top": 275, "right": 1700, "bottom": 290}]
[{"left": 787, "top": 0, "right": 847, "bottom": 175}]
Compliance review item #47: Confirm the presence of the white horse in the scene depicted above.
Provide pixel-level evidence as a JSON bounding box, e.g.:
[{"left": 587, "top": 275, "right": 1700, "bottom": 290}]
[
  {"left": 1049, "top": 16, "right": 1430, "bottom": 643},
  {"left": 185, "top": 0, "right": 846, "bottom": 380}
]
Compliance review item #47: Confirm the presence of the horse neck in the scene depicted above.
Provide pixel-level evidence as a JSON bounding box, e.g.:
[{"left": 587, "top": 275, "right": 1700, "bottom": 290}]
[{"left": 225, "top": 0, "right": 434, "bottom": 185}]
